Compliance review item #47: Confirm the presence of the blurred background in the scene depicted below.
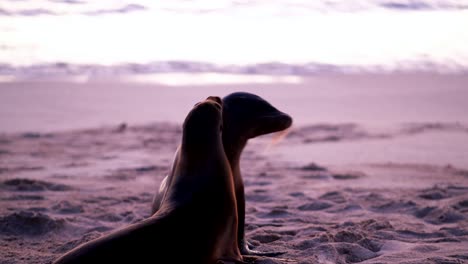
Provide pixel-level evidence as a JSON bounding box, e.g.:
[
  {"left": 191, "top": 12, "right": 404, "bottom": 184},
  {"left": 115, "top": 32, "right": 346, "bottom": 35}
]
[
  {"left": 1, "top": 0, "right": 467, "bottom": 166},
  {"left": 1, "top": 0, "right": 468, "bottom": 78}
]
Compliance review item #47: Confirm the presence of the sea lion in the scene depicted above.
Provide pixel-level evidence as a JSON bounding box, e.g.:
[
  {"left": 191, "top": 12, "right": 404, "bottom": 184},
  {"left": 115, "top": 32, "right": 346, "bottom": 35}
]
[
  {"left": 54, "top": 98, "right": 242, "bottom": 264},
  {"left": 152, "top": 92, "right": 292, "bottom": 256}
]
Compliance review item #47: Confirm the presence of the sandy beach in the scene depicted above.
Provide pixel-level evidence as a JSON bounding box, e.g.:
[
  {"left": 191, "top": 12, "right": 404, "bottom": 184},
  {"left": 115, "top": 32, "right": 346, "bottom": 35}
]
[{"left": 1, "top": 73, "right": 468, "bottom": 263}]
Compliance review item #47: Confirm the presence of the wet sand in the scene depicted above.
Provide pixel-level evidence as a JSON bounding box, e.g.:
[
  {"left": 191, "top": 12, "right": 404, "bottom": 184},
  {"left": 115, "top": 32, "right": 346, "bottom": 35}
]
[
  {"left": 0, "top": 74, "right": 467, "bottom": 263},
  {"left": 1, "top": 73, "right": 468, "bottom": 132}
]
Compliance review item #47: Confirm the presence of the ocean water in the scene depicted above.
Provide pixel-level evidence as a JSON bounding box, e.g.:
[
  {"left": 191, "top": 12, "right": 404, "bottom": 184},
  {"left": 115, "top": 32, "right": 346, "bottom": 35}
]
[{"left": 1, "top": 0, "right": 468, "bottom": 78}]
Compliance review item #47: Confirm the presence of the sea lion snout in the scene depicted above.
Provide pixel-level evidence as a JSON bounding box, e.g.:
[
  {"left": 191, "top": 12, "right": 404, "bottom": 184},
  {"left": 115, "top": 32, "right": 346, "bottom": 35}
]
[
  {"left": 253, "top": 110, "right": 292, "bottom": 137},
  {"left": 266, "top": 110, "right": 292, "bottom": 129}
]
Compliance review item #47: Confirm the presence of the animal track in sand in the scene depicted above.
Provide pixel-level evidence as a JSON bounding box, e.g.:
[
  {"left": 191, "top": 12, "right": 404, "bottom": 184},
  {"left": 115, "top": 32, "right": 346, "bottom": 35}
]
[
  {"left": 0, "top": 178, "right": 71, "bottom": 192},
  {"left": 0, "top": 166, "right": 45, "bottom": 174},
  {"left": 414, "top": 206, "right": 465, "bottom": 225},
  {"left": 1, "top": 194, "right": 44, "bottom": 201},
  {"left": 319, "top": 191, "right": 347, "bottom": 204},
  {"left": 332, "top": 171, "right": 365, "bottom": 180},
  {"left": 251, "top": 233, "right": 282, "bottom": 243},
  {"left": 52, "top": 201, "right": 84, "bottom": 214},
  {"left": 298, "top": 201, "right": 333, "bottom": 211},
  {"left": 0, "top": 211, "right": 64, "bottom": 236}
]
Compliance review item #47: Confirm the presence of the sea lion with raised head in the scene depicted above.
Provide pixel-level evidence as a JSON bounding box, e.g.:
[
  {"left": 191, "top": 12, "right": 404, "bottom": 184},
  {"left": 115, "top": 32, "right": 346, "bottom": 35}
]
[
  {"left": 54, "top": 97, "right": 242, "bottom": 264},
  {"left": 152, "top": 92, "right": 292, "bottom": 256}
]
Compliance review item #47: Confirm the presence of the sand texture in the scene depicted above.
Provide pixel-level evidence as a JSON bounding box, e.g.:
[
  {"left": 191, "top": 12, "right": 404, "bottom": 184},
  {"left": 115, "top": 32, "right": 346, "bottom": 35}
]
[{"left": 1, "top": 120, "right": 467, "bottom": 264}]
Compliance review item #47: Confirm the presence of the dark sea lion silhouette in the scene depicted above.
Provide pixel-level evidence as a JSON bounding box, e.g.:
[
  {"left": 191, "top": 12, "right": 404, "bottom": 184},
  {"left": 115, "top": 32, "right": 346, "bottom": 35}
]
[
  {"left": 54, "top": 98, "right": 242, "bottom": 264},
  {"left": 152, "top": 92, "right": 292, "bottom": 256}
]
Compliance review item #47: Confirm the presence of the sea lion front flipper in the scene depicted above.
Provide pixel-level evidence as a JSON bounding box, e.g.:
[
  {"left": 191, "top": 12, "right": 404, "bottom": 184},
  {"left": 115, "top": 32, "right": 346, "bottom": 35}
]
[
  {"left": 239, "top": 239, "right": 286, "bottom": 257},
  {"left": 151, "top": 146, "right": 181, "bottom": 214}
]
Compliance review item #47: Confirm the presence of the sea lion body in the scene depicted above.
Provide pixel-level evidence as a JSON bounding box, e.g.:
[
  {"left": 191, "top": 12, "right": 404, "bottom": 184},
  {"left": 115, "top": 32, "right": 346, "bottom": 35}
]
[
  {"left": 152, "top": 92, "right": 292, "bottom": 255},
  {"left": 55, "top": 98, "right": 241, "bottom": 264}
]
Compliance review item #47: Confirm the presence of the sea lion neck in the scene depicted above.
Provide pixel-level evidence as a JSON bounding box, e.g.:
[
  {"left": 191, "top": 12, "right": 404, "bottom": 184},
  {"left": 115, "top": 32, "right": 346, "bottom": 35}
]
[
  {"left": 222, "top": 128, "right": 248, "bottom": 171},
  {"left": 181, "top": 129, "right": 222, "bottom": 160}
]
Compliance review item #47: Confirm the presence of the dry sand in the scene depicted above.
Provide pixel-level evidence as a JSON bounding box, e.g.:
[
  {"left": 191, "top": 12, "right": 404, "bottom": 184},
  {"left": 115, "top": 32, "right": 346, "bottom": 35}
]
[{"left": 0, "top": 74, "right": 467, "bottom": 263}]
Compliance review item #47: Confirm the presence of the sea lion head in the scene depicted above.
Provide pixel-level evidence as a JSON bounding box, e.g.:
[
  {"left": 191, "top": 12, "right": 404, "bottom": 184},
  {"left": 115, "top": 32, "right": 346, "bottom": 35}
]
[
  {"left": 182, "top": 96, "right": 223, "bottom": 148},
  {"left": 222, "top": 92, "right": 292, "bottom": 139}
]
